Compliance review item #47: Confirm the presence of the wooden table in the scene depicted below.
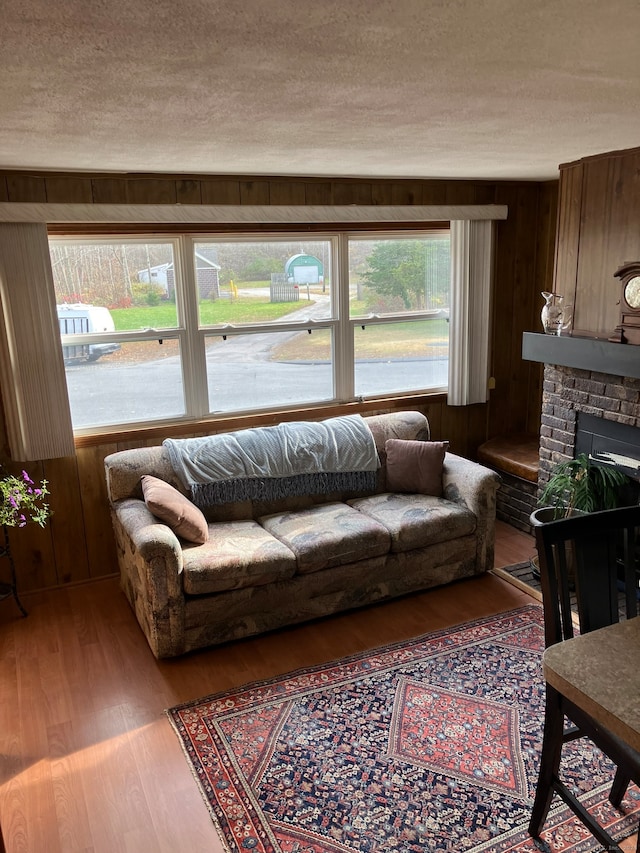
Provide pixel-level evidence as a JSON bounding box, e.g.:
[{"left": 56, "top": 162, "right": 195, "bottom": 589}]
[{"left": 543, "top": 617, "right": 640, "bottom": 753}]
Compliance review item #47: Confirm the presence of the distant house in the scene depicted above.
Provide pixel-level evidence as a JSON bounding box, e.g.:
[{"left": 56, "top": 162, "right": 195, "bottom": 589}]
[
  {"left": 285, "top": 253, "right": 324, "bottom": 284},
  {"left": 137, "top": 261, "right": 172, "bottom": 288},
  {"left": 138, "top": 249, "right": 222, "bottom": 299}
]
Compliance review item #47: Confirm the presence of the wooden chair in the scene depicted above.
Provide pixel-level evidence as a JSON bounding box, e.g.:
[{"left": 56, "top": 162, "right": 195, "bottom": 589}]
[{"left": 528, "top": 504, "right": 640, "bottom": 852}]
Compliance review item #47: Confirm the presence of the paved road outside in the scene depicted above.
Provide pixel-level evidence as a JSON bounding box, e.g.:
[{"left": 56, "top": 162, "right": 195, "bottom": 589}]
[
  {"left": 66, "top": 355, "right": 448, "bottom": 428},
  {"left": 64, "top": 293, "right": 448, "bottom": 427}
]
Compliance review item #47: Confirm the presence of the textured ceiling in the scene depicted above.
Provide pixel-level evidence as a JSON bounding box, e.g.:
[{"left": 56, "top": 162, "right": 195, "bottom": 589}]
[{"left": 2, "top": 0, "right": 640, "bottom": 181}]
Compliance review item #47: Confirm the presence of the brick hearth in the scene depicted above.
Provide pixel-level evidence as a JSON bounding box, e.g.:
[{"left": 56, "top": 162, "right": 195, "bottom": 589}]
[{"left": 477, "top": 435, "right": 539, "bottom": 533}]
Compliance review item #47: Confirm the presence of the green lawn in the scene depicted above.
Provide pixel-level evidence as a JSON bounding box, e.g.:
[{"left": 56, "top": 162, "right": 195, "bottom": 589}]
[
  {"left": 110, "top": 299, "right": 306, "bottom": 330},
  {"left": 274, "top": 319, "right": 449, "bottom": 360},
  {"left": 110, "top": 303, "right": 448, "bottom": 360}
]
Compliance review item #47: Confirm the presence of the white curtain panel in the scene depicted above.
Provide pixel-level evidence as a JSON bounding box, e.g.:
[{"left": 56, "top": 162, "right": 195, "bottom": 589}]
[
  {"left": 447, "top": 219, "right": 494, "bottom": 406},
  {"left": 0, "top": 223, "right": 75, "bottom": 460}
]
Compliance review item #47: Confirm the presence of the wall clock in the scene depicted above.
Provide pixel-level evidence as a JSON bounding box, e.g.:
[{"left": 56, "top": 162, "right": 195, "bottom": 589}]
[{"left": 609, "top": 261, "right": 640, "bottom": 344}]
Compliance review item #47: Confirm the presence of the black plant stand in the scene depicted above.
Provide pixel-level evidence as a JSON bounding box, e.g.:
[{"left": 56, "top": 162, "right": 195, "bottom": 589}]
[{"left": 0, "top": 525, "right": 28, "bottom": 617}]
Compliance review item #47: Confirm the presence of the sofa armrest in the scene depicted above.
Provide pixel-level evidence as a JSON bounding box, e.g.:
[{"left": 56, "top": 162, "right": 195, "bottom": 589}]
[
  {"left": 111, "top": 498, "right": 186, "bottom": 658},
  {"left": 442, "top": 454, "right": 501, "bottom": 574}
]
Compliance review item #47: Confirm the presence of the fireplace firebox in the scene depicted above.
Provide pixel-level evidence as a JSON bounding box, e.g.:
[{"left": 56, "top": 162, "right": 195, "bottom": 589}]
[{"left": 576, "top": 412, "right": 640, "bottom": 483}]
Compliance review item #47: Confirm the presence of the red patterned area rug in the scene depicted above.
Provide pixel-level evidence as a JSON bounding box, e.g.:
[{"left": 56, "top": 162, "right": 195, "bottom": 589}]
[{"left": 167, "top": 606, "right": 639, "bottom": 852}]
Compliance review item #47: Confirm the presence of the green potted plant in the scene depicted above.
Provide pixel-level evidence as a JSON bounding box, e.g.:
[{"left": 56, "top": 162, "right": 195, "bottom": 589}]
[
  {"left": 532, "top": 453, "right": 630, "bottom": 525},
  {"left": 528, "top": 453, "right": 631, "bottom": 580}
]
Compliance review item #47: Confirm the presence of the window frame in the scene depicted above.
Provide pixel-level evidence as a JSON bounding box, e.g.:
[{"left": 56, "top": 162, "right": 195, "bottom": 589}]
[{"left": 49, "top": 226, "right": 451, "bottom": 435}]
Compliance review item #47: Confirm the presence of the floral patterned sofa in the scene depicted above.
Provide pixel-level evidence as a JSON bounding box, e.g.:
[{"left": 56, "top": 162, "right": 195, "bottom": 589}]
[{"left": 104, "top": 411, "right": 500, "bottom": 658}]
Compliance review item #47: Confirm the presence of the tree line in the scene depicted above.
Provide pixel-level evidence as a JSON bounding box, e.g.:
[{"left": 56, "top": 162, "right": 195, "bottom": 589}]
[{"left": 49, "top": 238, "right": 450, "bottom": 312}]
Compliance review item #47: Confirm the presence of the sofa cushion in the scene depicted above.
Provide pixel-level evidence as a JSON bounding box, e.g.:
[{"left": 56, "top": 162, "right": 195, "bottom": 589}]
[
  {"left": 348, "top": 493, "right": 476, "bottom": 553},
  {"left": 259, "top": 502, "right": 390, "bottom": 575},
  {"left": 141, "top": 474, "right": 208, "bottom": 544},
  {"left": 182, "top": 520, "right": 297, "bottom": 595},
  {"left": 385, "top": 439, "right": 449, "bottom": 497}
]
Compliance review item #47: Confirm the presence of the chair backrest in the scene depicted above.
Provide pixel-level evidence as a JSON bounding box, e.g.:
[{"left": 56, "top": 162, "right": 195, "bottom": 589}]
[{"left": 534, "top": 504, "right": 640, "bottom": 647}]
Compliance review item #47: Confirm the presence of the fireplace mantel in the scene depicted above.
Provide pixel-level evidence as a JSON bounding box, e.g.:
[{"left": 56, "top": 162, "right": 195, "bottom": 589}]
[{"left": 522, "top": 332, "right": 640, "bottom": 379}]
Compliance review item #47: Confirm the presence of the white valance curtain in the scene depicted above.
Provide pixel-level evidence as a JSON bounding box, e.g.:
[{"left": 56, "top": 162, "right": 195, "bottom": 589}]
[
  {"left": 448, "top": 219, "right": 494, "bottom": 406},
  {"left": 0, "top": 223, "right": 75, "bottom": 460}
]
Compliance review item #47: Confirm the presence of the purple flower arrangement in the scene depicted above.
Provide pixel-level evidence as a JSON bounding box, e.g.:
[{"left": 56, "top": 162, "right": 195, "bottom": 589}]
[{"left": 0, "top": 469, "right": 50, "bottom": 528}]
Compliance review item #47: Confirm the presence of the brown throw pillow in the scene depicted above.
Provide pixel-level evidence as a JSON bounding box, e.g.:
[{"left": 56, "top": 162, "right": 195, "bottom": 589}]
[
  {"left": 141, "top": 475, "right": 208, "bottom": 544},
  {"left": 385, "top": 439, "right": 449, "bottom": 497}
]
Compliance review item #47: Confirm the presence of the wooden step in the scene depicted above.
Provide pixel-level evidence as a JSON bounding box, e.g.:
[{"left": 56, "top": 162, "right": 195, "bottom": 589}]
[{"left": 478, "top": 434, "right": 539, "bottom": 483}]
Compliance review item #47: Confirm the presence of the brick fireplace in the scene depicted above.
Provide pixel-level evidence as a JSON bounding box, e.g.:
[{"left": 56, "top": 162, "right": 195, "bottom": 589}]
[
  {"left": 476, "top": 334, "right": 640, "bottom": 534},
  {"left": 539, "top": 364, "right": 640, "bottom": 491},
  {"left": 523, "top": 333, "right": 640, "bottom": 496}
]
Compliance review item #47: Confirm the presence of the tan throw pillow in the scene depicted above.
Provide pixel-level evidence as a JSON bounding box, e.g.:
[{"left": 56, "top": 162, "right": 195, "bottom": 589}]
[
  {"left": 385, "top": 439, "right": 449, "bottom": 497},
  {"left": 141, "top": 475, "right": 208, "bottom": 544}
]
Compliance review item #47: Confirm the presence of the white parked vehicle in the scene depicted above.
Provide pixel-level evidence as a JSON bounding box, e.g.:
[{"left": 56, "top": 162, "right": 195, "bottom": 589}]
[{"left": 57, "top": 304, "right": 121, "bottom": 363}]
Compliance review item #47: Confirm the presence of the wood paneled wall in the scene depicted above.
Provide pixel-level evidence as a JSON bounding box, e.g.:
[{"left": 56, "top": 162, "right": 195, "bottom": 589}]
[
  {"left": 0, "top": 170, "right": 555, "bottom": 592},
  {"left": 554, "top": 146, "right": 640, "bottom": 336}
]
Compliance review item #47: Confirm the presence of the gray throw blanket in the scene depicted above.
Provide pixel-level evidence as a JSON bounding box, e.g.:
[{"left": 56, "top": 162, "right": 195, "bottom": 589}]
[{"left": 163, "top": 414, "right": 380, "bottom": 506}]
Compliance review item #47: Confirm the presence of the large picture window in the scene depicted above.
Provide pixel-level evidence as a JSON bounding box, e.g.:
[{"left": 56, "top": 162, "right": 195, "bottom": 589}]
[{"left": 48, "top": 230, "right": 450, "bottom": 432}]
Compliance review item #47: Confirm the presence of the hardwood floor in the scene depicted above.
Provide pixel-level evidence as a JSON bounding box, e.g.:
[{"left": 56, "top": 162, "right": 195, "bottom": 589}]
[{"left": 0, "top": 521, "right": 635, "bottom": 852}]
